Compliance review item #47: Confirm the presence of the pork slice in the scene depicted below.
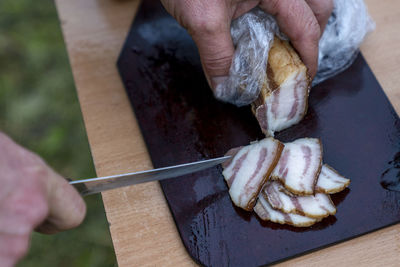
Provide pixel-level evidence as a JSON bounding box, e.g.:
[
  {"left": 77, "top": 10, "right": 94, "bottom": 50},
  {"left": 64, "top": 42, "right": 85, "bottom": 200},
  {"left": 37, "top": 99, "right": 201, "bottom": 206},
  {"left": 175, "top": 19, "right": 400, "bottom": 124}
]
[
  {"left": 316, "top": 164, "right": 350, "bottom": 194},
  {"left": 263, "top": 180, "right": 336, "bottom": 218},
  {"left": 271, "top": 138, "right": 322, "bottom": 195},
  {"left": 254, "top": 196, "right": 317, "bottom": 227},
  {"left": 222, "top": 137, "right": 283, "bottom": 211}
]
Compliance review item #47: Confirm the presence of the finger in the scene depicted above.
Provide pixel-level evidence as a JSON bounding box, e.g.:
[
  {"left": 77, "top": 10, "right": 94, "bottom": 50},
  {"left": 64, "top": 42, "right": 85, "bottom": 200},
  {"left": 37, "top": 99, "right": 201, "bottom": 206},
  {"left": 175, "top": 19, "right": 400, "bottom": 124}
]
[
  {"left": 0, "top": 233, "right": 30, "bottom": 267},
  {"left": 259, "top": 0, "right": 320, "bottom": 78},
  {"left": 3, "top": 134, "right": 87, "bottom": 235},
  {"left": 0, "top": 183, "right": 45, "bottom": 266},
  {"left": 191, "top": 26, "right": 234, "bottom": 89},
  {"left": 188, "top": 10, "right": 234, "bottom": 89},
  {"left": 0, "top": 257, "right": 14, "bottom": 267},
  {"left": 305, "top": 0, "right": 334, "bottom": 33},
  {"left": 36, "top": 171, "right": 86, "bottom": 234},
  {"left": 232, "top": 0, "right": 259, "bottom": 19},
  {"left": 0, "top": 185, "right": 48, "bottom": 235}
]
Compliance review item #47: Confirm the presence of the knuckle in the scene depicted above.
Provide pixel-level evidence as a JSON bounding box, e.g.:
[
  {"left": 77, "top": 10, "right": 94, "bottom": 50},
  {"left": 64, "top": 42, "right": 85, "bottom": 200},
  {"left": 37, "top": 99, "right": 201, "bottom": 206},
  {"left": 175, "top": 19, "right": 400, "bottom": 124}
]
[
  {"left": 189, "top": 18, "right": 223, "bottom": 37},
  {"left": 303, "top": 16, "right": 321, "bottom": 41},
  {"left": 284, "top": 0, "right": 305, "bottom": 17},
  {"left": 30, "top": 164, "right": 49, "bottom": 180},
  {"left": 185, "top": 9, "right": 225, "bottom": 37},
  {"left": 22, "top": 155, "right": 51, "bottom": 185},
  {"left": 202, "top": 54, "right": 232, "bottom": 74},
  {"left": 179, "top": 2, "right": 226, "bottom": 37},
  {"left": 277, "top": 0, "right": 322, "bottom": 42}
]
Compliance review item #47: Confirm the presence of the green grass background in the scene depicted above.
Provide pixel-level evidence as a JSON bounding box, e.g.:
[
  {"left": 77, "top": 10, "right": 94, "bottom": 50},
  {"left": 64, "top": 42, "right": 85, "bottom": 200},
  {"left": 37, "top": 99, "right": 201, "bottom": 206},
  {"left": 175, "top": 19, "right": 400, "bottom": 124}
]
[{"left": 0, "top": 0, "right": 116, "bottom": 266}]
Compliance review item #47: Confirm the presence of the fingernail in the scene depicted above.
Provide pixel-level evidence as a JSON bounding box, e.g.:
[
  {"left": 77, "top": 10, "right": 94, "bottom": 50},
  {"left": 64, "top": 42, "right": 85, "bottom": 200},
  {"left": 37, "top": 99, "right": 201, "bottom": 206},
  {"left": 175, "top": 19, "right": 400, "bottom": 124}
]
[{"left": 211, "top": 76, "right": 229, "bottom": 90}]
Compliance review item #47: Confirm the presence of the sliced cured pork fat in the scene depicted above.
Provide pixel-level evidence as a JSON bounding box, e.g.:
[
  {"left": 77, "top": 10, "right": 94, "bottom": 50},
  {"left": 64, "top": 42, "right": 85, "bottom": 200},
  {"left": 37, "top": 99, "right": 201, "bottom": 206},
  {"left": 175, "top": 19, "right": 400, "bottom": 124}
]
[
  {"left": 254, "top": 196, "right": 317, "bottom": 227},
  {"left": 252, "top": 37, "right": 310, "bottom": 136},
  {"left": 316, "top": 164, "right": 350, "bottom": 194},
  {"left": 271, "top": 138, "right": 322, "bottom": 195},
  {"left": 263, "top": 181, "right": 336, "bottom": 218},
  {"left": 222, "top": 138, "right": 284, "bottom": 211}
]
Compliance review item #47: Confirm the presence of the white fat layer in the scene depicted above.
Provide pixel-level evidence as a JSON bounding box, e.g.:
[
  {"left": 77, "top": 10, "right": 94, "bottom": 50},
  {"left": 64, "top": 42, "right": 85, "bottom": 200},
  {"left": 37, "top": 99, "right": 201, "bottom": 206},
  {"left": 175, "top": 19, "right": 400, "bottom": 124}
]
[
  {"left": 222, "top": 138, "right": 279, "bottom": 209},
  {"left": 264, "top": 70, "right": 308, "bottom": 135},
  {"left": 265, "top": 181, "right": 336, "bottom": 218},
  {"left": 316, "top": 164, "right": 350, "bottom": 193},
  {"left": 265, "top": 181, "right": 296, "bottom": 211},
  {"left": 297, "top": 193, "right": 336, "bottom": 216},
  {"left": 272, "top": 138, "right": 321, "bottom": 195},
  {"left": 222, "top": 146, "right": 250, "bottom": 183},
  {"left": 254, "top": 197, "right": 316, "bottom": 226}
]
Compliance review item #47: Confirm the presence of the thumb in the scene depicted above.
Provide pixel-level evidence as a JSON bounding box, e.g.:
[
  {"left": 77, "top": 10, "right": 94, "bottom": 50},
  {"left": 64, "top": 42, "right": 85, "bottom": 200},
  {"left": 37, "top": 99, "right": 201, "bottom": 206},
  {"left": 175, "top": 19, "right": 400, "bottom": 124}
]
[
  {"left": 36, "top": 169, "right": 86, "bottom": 234},
  {"left": 260, "top": 0, "right": 320, "bottom": 78},
  {"left": 190, "top": 23, "right": 234, "bottom": 90}
]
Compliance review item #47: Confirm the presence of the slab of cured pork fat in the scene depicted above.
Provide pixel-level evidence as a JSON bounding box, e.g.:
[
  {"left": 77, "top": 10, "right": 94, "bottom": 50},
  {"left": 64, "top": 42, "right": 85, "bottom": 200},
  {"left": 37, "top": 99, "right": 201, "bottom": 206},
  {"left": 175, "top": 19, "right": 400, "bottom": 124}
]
[
  {"left": 271, "top": 138, "right": 322, "bottom": 195},
  {"left": 316, "top": 164, "right": 351, "bottom": 194},
  {"left": 251, "top": 37, "right": 310, "bottom": 136},
  {"left": 262, "top": 180, "right": 336, "bottom": 219},
  {"left": 254, "top": 195, "right": 318, "bottom": 227},
  {"left": 222, "top": 138, "right": 283, "bottom": 211},
  {"left": 256, "top": 160, "right": 349, "bottom": 226}
]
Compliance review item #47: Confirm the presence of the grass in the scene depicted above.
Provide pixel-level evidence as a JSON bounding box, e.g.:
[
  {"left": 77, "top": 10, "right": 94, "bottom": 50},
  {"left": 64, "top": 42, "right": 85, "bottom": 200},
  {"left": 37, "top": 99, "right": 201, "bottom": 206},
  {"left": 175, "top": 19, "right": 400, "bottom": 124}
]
[{"left": 0, "top": 0, "right": 116, "bottom": 266}]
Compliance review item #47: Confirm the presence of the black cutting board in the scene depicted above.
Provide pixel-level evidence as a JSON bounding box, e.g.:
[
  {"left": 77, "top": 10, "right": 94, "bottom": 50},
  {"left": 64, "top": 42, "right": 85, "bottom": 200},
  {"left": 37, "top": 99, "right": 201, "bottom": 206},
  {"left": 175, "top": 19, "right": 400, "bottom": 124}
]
[{"left": 117, "top": 1, "right": 400, "bottom": 266}]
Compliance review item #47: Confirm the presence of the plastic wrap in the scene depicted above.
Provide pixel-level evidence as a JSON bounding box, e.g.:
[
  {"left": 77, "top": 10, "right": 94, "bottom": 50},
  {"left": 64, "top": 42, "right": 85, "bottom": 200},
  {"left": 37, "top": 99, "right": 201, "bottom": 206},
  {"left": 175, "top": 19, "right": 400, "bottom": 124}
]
[
  {"left": 313, "top": 0, "right": 375, "bottom": 85},
  {"left": 214, "top": 0, "right": 375, "bottom": 106},
  {"left": 213, "top": 9, "right": 283, "bottom": 107}
]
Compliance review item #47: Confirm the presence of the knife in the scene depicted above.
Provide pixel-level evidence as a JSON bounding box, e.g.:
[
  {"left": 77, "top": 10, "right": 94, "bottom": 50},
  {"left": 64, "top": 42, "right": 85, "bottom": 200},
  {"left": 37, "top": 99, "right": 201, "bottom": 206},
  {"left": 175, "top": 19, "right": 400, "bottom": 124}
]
[{"left": 69, "top": 155, "right": 231, "bottom": 196}]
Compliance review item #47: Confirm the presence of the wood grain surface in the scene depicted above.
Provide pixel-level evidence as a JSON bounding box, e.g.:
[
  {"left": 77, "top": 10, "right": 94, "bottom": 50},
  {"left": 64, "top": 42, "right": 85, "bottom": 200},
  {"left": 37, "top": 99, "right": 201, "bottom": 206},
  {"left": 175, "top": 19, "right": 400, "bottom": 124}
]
[{"left": 55, "top": 0, "right": 400, "bottom": 266}]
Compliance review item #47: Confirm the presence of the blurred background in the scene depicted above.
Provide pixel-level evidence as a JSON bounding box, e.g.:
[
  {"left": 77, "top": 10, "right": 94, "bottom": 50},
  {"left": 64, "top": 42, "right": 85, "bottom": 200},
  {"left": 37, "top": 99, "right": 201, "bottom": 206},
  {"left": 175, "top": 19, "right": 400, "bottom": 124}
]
[{"left": 0, "top": 0, "right": 116, "bottom": 266}]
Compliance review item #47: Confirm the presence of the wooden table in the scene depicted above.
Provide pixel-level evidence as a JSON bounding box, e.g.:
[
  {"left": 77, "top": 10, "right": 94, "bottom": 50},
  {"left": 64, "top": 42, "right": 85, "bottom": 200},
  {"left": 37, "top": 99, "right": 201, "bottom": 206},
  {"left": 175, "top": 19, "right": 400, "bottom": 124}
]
[{"left": 55, "top": 0, "right": 400, "bottom": 266}]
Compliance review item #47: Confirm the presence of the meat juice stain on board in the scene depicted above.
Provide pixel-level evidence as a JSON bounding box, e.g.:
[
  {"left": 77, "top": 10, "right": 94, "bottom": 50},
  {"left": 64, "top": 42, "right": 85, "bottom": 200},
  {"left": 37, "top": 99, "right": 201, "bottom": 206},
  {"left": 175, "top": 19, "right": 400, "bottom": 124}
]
[{"left": 381, "top": 151, "right": 400, "bottom": 191}]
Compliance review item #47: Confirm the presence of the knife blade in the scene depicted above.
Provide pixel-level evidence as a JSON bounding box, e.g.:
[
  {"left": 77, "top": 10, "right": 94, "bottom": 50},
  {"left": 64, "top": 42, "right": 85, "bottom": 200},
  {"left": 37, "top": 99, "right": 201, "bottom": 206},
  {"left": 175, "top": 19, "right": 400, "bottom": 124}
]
[{"left": 69, "top": 155, "right": 231, "bottom": 196}]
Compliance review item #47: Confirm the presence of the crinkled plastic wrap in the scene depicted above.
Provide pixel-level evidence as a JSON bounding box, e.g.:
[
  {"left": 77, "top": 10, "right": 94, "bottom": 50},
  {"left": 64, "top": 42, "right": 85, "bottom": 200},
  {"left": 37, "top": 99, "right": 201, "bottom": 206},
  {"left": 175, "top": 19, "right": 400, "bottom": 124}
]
[
  {"left": 314, "top": 0, "right": 375, "bottom": 85},
  {"left": 213, "top": 9, "right": 283, "bottom": 107},
  {"left": 214, "top": 0, "right": 375, "bottom": 106}
]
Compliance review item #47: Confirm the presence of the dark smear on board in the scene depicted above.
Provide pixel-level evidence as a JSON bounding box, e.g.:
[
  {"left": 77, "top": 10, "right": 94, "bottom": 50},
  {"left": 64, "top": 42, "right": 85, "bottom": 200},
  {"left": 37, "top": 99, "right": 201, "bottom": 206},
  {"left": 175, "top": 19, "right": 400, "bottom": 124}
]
[{"left": 381, "top": 152, "right": 400, "bottom": 191}]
